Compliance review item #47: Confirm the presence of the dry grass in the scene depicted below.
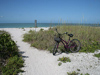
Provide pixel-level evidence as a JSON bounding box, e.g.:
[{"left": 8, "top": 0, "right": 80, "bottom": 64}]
[{"left": 23, "top": 25, "right": 100, "bottom": 52}]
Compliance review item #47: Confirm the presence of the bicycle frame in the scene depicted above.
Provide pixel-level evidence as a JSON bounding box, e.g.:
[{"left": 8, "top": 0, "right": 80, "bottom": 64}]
[
  {"left": 62, "top": 39, "right": 70, "bottom": 48},
  {"left": 56, "top": 38, "right": 76, "bottom": 50}
]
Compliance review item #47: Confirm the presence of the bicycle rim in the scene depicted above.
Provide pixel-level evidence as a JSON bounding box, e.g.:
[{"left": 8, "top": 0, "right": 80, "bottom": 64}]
[{"left": 69, "top": 39, "right": 81, "bottom": 52}]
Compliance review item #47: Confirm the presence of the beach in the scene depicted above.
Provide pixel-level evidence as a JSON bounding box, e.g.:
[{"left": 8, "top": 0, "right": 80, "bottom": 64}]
[{"left": 0, "top": 27, "right": 100, "bottom": 75}]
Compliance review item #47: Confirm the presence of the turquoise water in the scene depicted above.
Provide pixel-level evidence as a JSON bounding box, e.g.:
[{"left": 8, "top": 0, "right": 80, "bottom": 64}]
[
  {"left": 0, "top": 23, "right": 59, "bottom": 28},
  {"left": 0, "top": 23, "right": 100, "bottom": 28}
]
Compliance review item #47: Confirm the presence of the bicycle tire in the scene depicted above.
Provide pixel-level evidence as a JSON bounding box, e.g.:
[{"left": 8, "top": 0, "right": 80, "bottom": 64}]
[
  {"left": 69, "top": 39, "right": 81, "bottom": 53},
  {"left": 53, "top": 42, "right": 58, "bottom": 55}
]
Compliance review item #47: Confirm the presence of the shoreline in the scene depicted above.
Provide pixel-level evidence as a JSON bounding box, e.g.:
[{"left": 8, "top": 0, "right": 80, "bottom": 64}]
[
  {"left": 0, "top": 27, "right": 50, "bottom": 33},
  {"left": 0, "top": 23, "right": 100, "bottom": 28},
  {"left": 0, "top": 28, "right": 100, "bottom": 75}
]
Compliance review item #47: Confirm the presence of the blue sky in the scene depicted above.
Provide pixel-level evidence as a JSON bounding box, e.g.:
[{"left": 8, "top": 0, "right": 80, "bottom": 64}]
[{"left": 0, "top": 0, "right": 100, "bottom": 23}]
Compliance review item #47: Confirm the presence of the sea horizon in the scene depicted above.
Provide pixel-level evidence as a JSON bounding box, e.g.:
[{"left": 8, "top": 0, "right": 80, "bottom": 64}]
[{"left": 0, "top": 23, "right": 100, "bottom": 28}]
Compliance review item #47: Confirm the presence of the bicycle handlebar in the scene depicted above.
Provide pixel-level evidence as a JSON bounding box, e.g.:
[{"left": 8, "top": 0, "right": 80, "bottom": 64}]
[{"left": 55, "top": 28, "right": 68, "bottom": 37}]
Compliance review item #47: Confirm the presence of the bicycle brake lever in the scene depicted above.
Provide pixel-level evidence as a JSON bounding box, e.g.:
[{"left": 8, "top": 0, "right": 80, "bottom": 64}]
[{"left": 65, "top": 32, "right": 68, "bottom": 34}]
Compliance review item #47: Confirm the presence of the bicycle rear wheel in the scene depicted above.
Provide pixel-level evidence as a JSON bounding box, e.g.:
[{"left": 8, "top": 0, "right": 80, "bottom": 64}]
[
  {"left": 53, "top": 42, "right": 59, "bottom": 55},
  {"left": 69, "top": 39, "right": 81, "bottom": 53}
]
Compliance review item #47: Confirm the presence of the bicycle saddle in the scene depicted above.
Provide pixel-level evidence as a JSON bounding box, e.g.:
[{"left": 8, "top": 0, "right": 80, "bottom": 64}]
[{"left": 68, "top": 34, "right": 73, "bottom": 37}]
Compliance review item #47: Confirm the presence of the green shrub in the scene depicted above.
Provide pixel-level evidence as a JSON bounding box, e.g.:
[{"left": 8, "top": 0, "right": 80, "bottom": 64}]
[
  {"left": 58, "top": 62, "right": 62, "bottom": 66},
  {"left": 67, "top": 71, "right": 90, "bottom": 75},
  {"left": 40, "top": 28, "right": 44, "bottom": 31},
  {"left": 0, "top": 32, "right": 19, "bottom": 59},
  {"left": 1, "top": 55, "right": 24, "bottom": 75},
  {"left": 94, "top": 53, "right": 100, "bottom": 58},
  {"left": 85, "top": 73, "right": 90, "bottom": 75},
  {"left": 0, "top": 31, "right": 24, "bottom": 75},
  {"left": 58, "top": 56, "right": 71, "bottom": 63},
  {"left": 67, "top": 71, "right": 79, "bottom": 75},
  {"left": 77, "top": 69, "right": 80, "bottom": 71},
  {"left": 80, "top": 40, "right": 100, "bottom": 53}
]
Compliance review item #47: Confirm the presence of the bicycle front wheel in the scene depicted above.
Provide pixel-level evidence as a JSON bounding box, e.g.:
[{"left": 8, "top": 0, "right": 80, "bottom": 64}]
[
  {"left": 53, "top": 42, "right": 59, "bottom": 55},
  {"left": 69, "top": 39, "right": 81, "bottom": 53}
]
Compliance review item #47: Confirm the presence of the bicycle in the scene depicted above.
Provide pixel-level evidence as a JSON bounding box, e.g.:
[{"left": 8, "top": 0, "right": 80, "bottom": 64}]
[{"left": 53, "top": 28, "right": 81, "bottom": 55}]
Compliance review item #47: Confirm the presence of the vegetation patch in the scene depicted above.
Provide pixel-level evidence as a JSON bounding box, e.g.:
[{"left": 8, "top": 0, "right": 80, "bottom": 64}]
[
  {"left": 67, "top": 71, "right": 90, "bottom": 75},
  {"left": 94, "top": 53, "right": 100, "bottom": 58},
  {"left": 58, "top": 56, "right": 71, "bottom": 63},
  {"left": 67, "top": 71, "right": 79, "bottom": 75},
  {"left": 23, "top": 28, "right": 55, "bottom": 50},
  {"left": 23, "top": 25, "right": 100, "bottom": 53},
  {"left": 57, "top": 56, "right": 71, "bottom": 66},
  {"left": 58, "top": 62, "right": 62, "bottom": 66},
  {"left": 0, "top": 31, "right": 24, "bottom": 75},
  {"left": 1, "top": 55, "right": 24, "bottom": 75},
  {"left": 80, "top": 40, "right": 100, "bottom": 53}
]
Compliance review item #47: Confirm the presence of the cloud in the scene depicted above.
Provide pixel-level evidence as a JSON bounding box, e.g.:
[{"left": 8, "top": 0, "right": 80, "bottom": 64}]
[{"left": 0, "top": 16, "right": 4, "bottom": 18}]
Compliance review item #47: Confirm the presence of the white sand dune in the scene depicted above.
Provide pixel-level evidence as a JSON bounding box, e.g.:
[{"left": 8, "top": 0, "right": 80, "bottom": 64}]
[{"left": 0, "top": 28, "right": 100, "bottom": 75}]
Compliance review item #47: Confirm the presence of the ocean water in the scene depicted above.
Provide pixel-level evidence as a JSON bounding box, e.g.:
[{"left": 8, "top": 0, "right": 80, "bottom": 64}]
[
  {"left": 0, "top": 23, "right": 59, "bottom": 28},
  {"left": 0, "top": 23, "right": 100, "bottom": 28}
]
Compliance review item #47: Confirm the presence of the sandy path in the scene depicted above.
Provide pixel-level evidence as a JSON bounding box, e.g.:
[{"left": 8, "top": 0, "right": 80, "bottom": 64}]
[{"left": 0, "top": 28, "right": 100, "bottom": 75}]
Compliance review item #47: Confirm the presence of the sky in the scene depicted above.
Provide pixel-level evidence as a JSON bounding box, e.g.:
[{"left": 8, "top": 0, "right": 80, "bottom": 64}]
[{"left": 0, "top": 0, "right": 100, "bottom": 23}]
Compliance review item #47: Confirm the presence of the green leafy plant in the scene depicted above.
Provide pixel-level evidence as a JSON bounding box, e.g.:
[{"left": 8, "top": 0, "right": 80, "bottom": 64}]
[
  {"left": 0, "top": 31, "right": 24, "bottom": 75},
  {"left": 40, "top": 28, "right": 44, "bottom": 31},
  {"left": 67, "top": 71, "right": 79, "bottom": 75},
  {"left": 80, "top": 73, "right": 83, "bottom": 75},
  {"left": 80, "top": 40, "right": 100, "bottom": 53},
  {"left": 94, "top": 53, "right": 100, "bottom": 58},
  {"left": 0, "top": 33, "right": 19, "bottom": 59},
  {"left": 58, "top": 62, "right": 62, "bottom": 66},
  {"left": 77, "top": 69, "right": 80, "bottom": 71},
  {"left": 67, "top": 71, "right": 90, "bottom": 75},
  {"left": 85, "top": 73, "right": 90, "bottom": 75},
  {"left": 1, "top": 55, "right": 24, "bottom": 75},
  {"left": 58, "top": 56, "right": 71, "bottom": 63}
]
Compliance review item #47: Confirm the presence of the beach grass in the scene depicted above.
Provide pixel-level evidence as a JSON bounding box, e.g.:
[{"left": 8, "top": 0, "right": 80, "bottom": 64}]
[{"left": 23, "top": 25, "right": 100, "bottom": 53}]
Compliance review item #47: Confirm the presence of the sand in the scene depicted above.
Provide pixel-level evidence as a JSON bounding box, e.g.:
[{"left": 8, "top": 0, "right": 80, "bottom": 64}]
[{"left": 0, "top": 27, "right": 100, "bottom": 75}]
